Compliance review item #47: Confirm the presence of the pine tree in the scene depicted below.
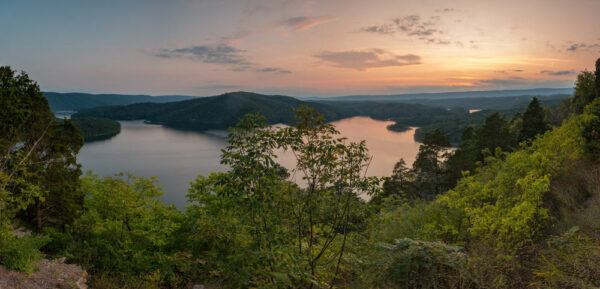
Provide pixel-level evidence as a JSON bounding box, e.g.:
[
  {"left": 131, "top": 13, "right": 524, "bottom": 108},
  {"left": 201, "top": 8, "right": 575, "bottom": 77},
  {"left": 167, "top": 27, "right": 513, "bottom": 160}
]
[
  {"left": 412, "top": 129, "right": 451, "bottom": 198},
  {"left": 519, "top": 97, "right": 548, "bottom": 143}
]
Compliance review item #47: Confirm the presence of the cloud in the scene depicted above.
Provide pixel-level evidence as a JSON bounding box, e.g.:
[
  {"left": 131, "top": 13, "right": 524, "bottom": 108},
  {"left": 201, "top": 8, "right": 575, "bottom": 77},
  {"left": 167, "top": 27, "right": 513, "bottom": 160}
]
[
  {"left": 360, "top": 24, "right": 395, "bottom": 35},
  {"left": 393, "top": 15, "right": 438, "bottom": 36},
  {"left": 314, "top": 49, "right": 421, "bottom": 71},
  {"left": 474, "top": 77, "right": 572, "bottom": 88},
  {"left": 361, "top": 14, "right": 440, "bottom": 37},
  {"left": 280, "top": 16, "right": 338, "bottom": 31},
  {"left": 360, "top": 13, "right": 461, "bottom": 46},
  {"left": 566, "top": 42, "right": 600, "bottom": 52},
  {"left": 434, "top": 8, "right": 455, "bottom": 13},
  {"left": 194, "top": 84, "right": 244, "bottom": 90},
  {"left": 154, "top": 44, "right": 251, "bottom": 68},
  {"left": 257, "top": 67, "right": 292, "bottom": 74},
  {"left": 477, "top": 77, "right": 528, "bottom": 86},
  {"left": 540, "top": 69, "right": 576, "bottom": 76},
  {"left": 150, "top": 42, "right": 291, "bottom": 74}
]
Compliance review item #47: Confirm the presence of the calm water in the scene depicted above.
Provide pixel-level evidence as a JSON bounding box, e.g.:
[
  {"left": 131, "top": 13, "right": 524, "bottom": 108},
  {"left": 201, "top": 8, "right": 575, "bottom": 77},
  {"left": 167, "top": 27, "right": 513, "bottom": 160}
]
[{"left": 77, "top": 117, "right": 421, "bottom": 208}]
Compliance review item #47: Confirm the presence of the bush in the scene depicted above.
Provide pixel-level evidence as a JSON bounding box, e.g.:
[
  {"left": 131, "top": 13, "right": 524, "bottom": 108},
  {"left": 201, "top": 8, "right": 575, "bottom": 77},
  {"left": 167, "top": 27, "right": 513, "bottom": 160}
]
[
  {"left": 0, "top": 229, "right": 49, "bottom": 274},
  {"left": 533, "top": 227, "right": 600, "bottom": 288},
  {"left": 369, "top": 238, "right": 472, "bottom": 288}
]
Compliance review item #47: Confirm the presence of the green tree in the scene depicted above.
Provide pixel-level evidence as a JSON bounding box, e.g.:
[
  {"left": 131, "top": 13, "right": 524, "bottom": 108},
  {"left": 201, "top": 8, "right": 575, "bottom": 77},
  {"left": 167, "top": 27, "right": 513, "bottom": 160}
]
[
  {"left": 441, "top": 126, "right": 479, "bottom": 189},
  {"left": 379, "top": 159, "right": 416, "bottom": 203},
  {"left": 412, "top": 129, "right": 451, "bottom": 198},
  {"left": 475, "top": 112, "right": 516, "bottom": 160},
  {"left": 572, "top": 71, "right": 597, "bottom": 114},
  {"left": 596, "top": 58, "right": 600, "bottom": 97},
  {"left": 182, "top": 107, "right": 376, "bottom": 288},
  {"left": 0, "top": 66, "right": 84, "bottom": 232},
  {"left": 519, "top": 97, "right": 548, "bottom": 143},
  {"left": 57, "top": 173, "right": 183, "bottom": 286}
]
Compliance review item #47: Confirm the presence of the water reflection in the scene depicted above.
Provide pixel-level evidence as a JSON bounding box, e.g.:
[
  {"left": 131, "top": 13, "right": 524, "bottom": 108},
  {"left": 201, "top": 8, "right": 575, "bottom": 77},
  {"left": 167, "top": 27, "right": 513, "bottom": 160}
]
[{"left": 78, "top": 117, "right": 421, "bottom": 208}]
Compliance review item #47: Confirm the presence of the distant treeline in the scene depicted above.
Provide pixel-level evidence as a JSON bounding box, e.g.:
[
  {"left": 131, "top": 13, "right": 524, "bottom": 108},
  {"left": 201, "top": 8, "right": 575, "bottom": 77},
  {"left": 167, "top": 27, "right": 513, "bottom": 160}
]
[
  {"left": 72, "top": 91, "right": 456, "bottom": 132},
  {"left": 73, "top": 91, "right": 570, "bottom": 145},
  {"left": 65, "top": 117, "right": 121, "bottom": 142}
]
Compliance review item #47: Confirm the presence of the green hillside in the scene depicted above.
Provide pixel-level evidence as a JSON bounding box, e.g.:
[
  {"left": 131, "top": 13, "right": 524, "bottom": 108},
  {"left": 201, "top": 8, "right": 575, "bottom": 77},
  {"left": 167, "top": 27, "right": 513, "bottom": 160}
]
[
  {"left": 72, "top": 91, "right": 456, "bottom": 131},
  {"left": 69, "top": 118, "right": 121, "bottom": 142},
  {"left": 44, "top": 92, "right": 196, "bottom": 111}
]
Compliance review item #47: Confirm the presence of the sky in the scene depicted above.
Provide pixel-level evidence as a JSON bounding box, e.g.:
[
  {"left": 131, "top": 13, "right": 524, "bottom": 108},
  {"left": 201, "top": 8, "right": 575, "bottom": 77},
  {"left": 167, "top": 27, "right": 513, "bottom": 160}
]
[{"left": 1, "top": 0, "right": 599, "bottom": 97}]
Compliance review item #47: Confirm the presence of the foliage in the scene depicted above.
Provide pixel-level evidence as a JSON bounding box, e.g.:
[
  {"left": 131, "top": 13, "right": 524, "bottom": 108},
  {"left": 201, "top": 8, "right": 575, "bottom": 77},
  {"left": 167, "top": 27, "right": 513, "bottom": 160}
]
[
  {"left": 44, "top": 91, "right": 194, "bottom": 111},
  {"left": 73, "top": 91, "right": 455, "bottom": 132},
  {"left": 0, "top": 229, "right": 49, "bottom": 274},
  {"left": 69, "top": 117, "right": 121, "bottom": 142},
  {"left": 1, "top": 66, "right": 84, "bottom": 233},
  {"left": 580, "top": 98, "right": 600, "bottom": 159},
  {"left": 370, "top": 238, "right": 471, "bottom": 289},
  {"left": 181, "top": 107, "right": 377, "bottom": 288},
  {"left": 572, "top": 71, "right": 597, "bottom": 114},
  {"left": 533, "top": 227, "right": 600, "bottom": 288},
  {"left": 519, "top": 97, "right": 549, "bottom": 143},
  {"left": 57, "top": 173, "right": 183, "bottom": 286}
]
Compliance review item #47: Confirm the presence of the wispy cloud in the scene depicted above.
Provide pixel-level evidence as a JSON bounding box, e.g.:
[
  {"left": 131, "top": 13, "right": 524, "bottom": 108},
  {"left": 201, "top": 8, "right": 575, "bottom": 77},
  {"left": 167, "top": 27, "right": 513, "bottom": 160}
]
[
  {"left": 566, "top": 42, "right": 600, "bottom": 52},
  {"left": 257, "top": 67, "right": 292, "bottom": 74},
  {"left": 360, "top": 13, "right": 463, "bottom": 47},
  {"left": 475, "top": 77, "right": 572, "bottom": 88},
  {"left": 394, "top": 15, "right": 438, "bottom": 36},
  {"left": 314, "top": 49, "right": 421, "bottom": 71},
  {"left": 361, "top": 15, "right": 439, "bottom": 37},
  {"left": 194, "top": 84, "right": 244, "bottom": 90},
  {"left": 154, "top": 44, "right": 250, "bottom": 67},
  {"left": 540, "top": 69, "right": 576, "bottom": 76},
  {"left": 280, "top": 16, "right": 339, "bottom": 31},
  {"left": 477, "top": 77, "right": 528, "bottom": 86},
  {"left": 150, "top": 42, "right": 291, "bottom": 74},
  {"left": 434, "top": 8, "right": 455, "bottom": 13}
]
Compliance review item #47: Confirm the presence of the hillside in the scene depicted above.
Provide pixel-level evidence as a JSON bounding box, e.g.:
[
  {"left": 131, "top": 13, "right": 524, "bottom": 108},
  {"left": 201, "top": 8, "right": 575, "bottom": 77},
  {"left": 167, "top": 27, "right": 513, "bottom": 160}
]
[
  {"left": 72, "top": 91, "right": 456, "bottom": 131},
  {"left": 44, "top": 92, "right": 196, "bottom": 111},
  {"left": 70, "top": 118, "right": 121, "bottom": 142}
]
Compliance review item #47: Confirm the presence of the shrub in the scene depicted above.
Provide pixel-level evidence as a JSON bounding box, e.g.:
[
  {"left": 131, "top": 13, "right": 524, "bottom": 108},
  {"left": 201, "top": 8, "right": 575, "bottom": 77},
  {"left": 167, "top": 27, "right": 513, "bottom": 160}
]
[{"left": 0, "top": 228, "right": 48, "bottom": 274}]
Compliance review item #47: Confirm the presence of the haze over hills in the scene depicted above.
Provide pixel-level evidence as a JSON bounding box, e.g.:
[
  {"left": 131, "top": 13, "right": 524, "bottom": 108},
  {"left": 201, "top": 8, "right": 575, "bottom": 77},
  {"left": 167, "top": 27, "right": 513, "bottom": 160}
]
[
  {"left": 44, "top": 92, "right": 196, "bottom": 111},
  {"left": 46, "top": 88, "right": 572, "bottom": 113},
  {"left": 310, "top": 88, "right": 573, "bottom": 102}
]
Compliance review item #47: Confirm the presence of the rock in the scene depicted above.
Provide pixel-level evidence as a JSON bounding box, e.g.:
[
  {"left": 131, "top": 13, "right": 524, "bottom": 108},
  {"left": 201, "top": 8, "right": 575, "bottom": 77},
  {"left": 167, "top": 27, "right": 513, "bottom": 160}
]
[
  {"left": 193, "top": 284, "right": 205, "bottom": 289},
  {"left": 0, "top": 258, "right": 87, "bottom": 289}
]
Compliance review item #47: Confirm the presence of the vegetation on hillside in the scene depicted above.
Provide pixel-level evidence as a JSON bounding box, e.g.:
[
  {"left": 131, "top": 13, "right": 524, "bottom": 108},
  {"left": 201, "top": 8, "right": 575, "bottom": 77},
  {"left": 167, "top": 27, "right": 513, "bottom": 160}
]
[
  {"left": 1, "top": 59, "right": 599, "bottom": 288},
  {"left": 72, "top": 91, "right": 456, "bottom": 133},
  {"left": 45, "top": 92, "right": 195, "bottom": 111},
  {"left": 68, "top": 117, "right": 121, "bottom": 142}
]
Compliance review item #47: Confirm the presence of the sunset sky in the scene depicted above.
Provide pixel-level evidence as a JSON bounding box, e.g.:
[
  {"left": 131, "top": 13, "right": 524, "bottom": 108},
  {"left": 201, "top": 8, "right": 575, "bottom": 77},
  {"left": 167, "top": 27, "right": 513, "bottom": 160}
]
[{"left": 1, "top": 0, "right": 599, "bottom": 97}]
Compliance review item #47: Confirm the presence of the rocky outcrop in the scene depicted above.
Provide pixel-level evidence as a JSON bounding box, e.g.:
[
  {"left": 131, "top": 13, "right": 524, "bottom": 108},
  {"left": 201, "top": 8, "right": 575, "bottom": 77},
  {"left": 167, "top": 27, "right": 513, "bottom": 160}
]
[{"left": 0, "top": 258, "right": 87, "bottom": 289}]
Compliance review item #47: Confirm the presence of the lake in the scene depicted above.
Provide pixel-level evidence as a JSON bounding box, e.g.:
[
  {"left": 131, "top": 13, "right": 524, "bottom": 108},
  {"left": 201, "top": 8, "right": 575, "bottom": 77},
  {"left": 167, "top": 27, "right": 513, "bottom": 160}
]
[{"left": 77, "top": 117, "right": 421, "bottom": 208}]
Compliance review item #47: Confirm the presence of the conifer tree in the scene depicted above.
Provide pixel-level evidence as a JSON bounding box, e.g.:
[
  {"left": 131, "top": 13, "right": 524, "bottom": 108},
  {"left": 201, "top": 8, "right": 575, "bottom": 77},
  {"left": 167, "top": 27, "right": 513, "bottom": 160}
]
[{"left": 519, "top": 97, "right": 548, "bottom": 143}]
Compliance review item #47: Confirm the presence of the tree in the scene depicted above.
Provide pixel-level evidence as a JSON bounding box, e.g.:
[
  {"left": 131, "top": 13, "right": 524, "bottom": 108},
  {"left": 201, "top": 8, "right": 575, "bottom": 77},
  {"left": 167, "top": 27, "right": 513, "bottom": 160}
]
[
  {"left": 572, "top": 71, "right": 597, "bottom": 114},
  {"left": 379, "top": 159, "right": 416, "bottom": 202},
  {"left": 475, "top": 112, "right": 516, "bottom": 160},
  {"left": 412, "top": 129, "right": 451, "bottom": 198},
  {"left": 596, "top": 58, "right": 600, "bottom": 98},
  {"left": 0, "top": 66, "right": 55, "bottom": 229},
  {"left": 441, "top": 126, "right": 479, "bottom": 189},
  {"left": 0, "top": 66, "right": 84, "bottom": 232},
  {"left": 519, "top": 97, "right": 548, "bottom": 143},
  {"left": 182, "top": 107, "right": 376, "bottom": 288}
]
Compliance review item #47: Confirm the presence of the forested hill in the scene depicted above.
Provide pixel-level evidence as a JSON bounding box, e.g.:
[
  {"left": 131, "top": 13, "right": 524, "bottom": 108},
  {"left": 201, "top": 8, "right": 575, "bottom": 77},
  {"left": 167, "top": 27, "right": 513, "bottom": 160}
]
[
  {"left": 44, "top": 92, "right": 196, "bottom": 111},
  {"left": 72, "top": 91, "right": 456, "bottom": 131}
]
